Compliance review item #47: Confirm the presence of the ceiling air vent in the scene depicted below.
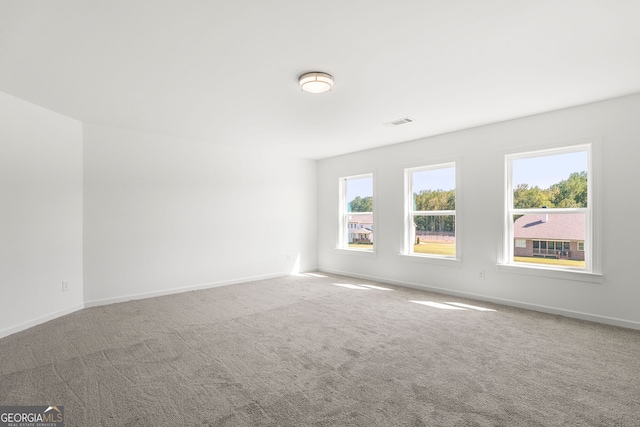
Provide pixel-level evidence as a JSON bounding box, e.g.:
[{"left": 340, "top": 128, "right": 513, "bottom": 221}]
[{"left": 384, "top": 117, "right": 414, "bottom": 127}]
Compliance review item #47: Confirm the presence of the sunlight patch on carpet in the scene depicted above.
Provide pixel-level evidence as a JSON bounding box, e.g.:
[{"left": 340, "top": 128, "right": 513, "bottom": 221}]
[
  {"left": 411, "top": 300, "right": 497, "bottom": 311},
  {"left": 359, "top": 284, "right": 393, "bottom": 291},
  {"left": 445, "top": 302, "right": 496, "bottom": 312},
  {"left": 410, "top": 301, "right": 466, "bottom": 310},
  {"left": 305, "top": 272, "right": 328, "bottom": 278},
  {"left": 332, "top": 283, "right": 371, "bottom": 290}
]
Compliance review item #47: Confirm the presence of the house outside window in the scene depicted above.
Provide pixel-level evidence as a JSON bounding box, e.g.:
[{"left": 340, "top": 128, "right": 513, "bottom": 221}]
[
  {"left": 505, "top": 144, "right": 592, "bottom": 271},
  {"left": 339, "top": 174, "right": 374, "bottom": 251},
  {"left": 405, "top": 163, "right": 456, "bottom": 258}
]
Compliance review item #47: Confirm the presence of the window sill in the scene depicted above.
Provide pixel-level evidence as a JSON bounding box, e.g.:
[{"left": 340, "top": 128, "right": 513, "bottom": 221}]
[
  {"left": 334, "top": 248, "right": 377, "bottom": 257},
  {"left": 398, "top": 253, "right": 462, "bottom": 268},
  {"left": 496, "top": 263, "right": 603, "bottom": 283}
]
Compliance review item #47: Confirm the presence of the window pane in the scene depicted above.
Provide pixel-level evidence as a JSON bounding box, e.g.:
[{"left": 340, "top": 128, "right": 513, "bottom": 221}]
[
  {"left": 412, "top": 167, "right": 455, "bottom": 211},
  {"left": 512, "top": 150, "right": 588, "bottom": 209},
  {"left": 346, "top": 176, "right": 373, "bottom": 212},
  {"left": 513, "top": 213, "right": 585, "bottom": 268},
  {"left": 412, "top": 215, "right": 455, "bottom": 256},
  {"left": 342, "top": 174, "right": 374, "bottom": 251}
]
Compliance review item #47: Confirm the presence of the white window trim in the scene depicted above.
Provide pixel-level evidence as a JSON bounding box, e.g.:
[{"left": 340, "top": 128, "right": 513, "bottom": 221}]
[
  {"left": 402, "top": 161, "right": 461, "bottom": 264},
  {"left": 498, "top": 139, "right": 602, "bottom": 282},
  {"left": 397, "top": 253, "right": 462, "bottom": 267},
  {"left": 497, "top": 263, "right": 602, "bottom": 283},
  {"left": 337, "top": 172, "right": 376, "bottom": 254}
]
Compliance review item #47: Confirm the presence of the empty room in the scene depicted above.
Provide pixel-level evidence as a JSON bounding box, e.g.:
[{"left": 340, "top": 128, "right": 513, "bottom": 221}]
[{"left": 1, "top": 1, "right": 640, "bottom": 426}]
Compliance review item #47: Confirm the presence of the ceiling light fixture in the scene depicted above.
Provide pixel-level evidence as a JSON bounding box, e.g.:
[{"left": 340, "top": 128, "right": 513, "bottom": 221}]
[{"left": 299, "top": 72, "right": 334, "bottom": 94}]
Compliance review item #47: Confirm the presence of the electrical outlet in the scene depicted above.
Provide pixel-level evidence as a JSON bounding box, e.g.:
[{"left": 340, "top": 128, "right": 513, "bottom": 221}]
[
  {"left": 478, "top": 270, "right": 485, "bottom": 280},
  {"left": 62, "top": 280, "right": 69, "bottom": 292}
]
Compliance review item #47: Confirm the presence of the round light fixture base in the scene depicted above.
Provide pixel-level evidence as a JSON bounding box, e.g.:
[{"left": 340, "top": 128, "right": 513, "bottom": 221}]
[{"left": 299, "top": 72, "right": 334, "bottom": 94}]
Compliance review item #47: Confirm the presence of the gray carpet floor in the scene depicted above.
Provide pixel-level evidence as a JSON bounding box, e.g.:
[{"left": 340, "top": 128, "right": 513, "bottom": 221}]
[{"left": 1, "top": 272, "right": 639, "bottom": 426}]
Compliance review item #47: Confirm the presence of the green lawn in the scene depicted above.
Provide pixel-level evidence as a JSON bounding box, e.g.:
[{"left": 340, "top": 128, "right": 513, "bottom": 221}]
[
  {"left": 413, "top": 243, "right": 587, "bottom": 265},
  {"left": 349, "top": 243, "right": 584, "bottom": 267},
  {"left": 348, "top": 243, "right": 374, "bottom": 250},
  {"left": 413, "top": 242, "right": 455, "bottom": 256},
  {"left": 514, "top": 256, "right": 585, "bottom": 268},
  {"left": 347, "top": 241, "right": 457, "bottom": 256}
]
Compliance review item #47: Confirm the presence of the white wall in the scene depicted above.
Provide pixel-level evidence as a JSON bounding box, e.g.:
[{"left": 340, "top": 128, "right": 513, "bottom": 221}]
[
  {"left": 83, "top": 124, "right": 317, "bottom": 305},
  {"left": 0, "top": 92, "right": 84, "bottom": 337},
  {"left": 4, "top": 87, "right": 637, "bottom": 336},
  {"left": 318, "top": 93, "right": 640, "bottom": 329}
]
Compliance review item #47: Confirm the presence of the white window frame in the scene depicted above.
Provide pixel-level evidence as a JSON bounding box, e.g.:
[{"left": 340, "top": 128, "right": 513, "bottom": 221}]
[
  {"left": 515, "top": 239, "right": 527, "bottom": 248},
  {"left": 499, "top": 141, "right": 602, "bottom": 282},
  {"left": 338, "top": 173, "right": 374, "bottom": 253},
  {"left": 403, "top": 162, "right": 459, "bottom": 261}
]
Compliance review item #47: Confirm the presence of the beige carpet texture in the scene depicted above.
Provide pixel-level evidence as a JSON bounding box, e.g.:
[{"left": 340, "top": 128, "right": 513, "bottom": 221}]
[{"left": 1, "top": 273, "right": 639, "bottom": 426}]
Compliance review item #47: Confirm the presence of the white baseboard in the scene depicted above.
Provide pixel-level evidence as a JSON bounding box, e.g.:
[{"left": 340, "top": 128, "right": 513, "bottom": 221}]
[
  {"left": 0, "top": 303, "right": 86, "bottom": 339},
  {"left": 84, "top": 271, "right": 289, "bottom": 308},
  {"left": 320, "top": 268, "right": 640, "bottom": 331},
  {"left": 1, "top": 271, "right": 304, "bottom": 339}
]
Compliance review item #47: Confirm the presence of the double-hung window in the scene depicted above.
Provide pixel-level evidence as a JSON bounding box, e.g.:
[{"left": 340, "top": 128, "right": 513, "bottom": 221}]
[
  {"left": 405, "top": 163, "right": 456, "bottom": 258},
  {"left": 504, "top": 144, "right": 593, "bottom": 272},
  {"left": 339, "top": 174, "right": 374, "bottom": 252}
]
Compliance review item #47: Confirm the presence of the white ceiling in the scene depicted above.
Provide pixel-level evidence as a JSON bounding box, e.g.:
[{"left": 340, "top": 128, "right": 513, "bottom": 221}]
[{"left": 1, "top": 1, "right": 639, "bottom": 159}]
